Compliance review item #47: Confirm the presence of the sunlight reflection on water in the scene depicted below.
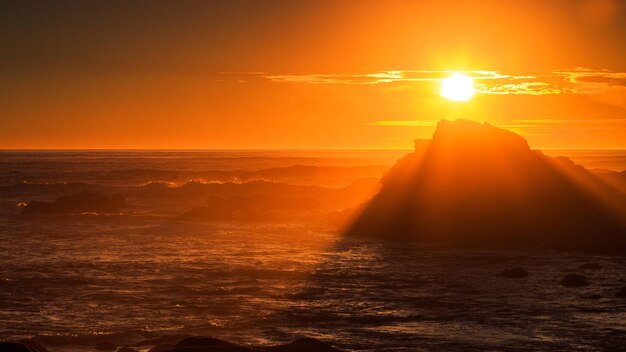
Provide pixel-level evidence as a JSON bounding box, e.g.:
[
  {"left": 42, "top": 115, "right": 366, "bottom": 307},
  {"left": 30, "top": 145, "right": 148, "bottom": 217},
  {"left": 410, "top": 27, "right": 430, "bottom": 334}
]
[{"left": 1, "top": 219, "right": 625, "bottom": 351}]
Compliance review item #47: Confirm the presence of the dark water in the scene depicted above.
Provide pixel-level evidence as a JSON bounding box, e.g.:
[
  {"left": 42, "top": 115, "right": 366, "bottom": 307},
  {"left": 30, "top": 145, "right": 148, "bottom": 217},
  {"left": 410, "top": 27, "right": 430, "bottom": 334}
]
[{"left": 1, "top": 150, "right": 626, "bottom": 351}]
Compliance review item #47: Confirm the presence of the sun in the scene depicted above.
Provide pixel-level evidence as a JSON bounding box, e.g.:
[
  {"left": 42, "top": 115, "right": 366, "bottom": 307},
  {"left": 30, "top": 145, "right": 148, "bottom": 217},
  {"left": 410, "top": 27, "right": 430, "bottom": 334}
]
[{"left": 441, "top": 74, "right": 475, "bottom": 101}]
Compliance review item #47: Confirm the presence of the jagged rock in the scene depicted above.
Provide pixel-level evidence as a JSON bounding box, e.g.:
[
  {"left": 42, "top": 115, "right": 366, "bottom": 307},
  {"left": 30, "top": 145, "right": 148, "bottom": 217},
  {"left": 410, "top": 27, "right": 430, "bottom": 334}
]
[
  {"left": 561, "top": 274, "right": 590, "bottom": 287},
  {"left": 148, "top": 337, "right": 345, "bottom": 352},
  {"left": 22, "top": 190, "right": 124, "bottom": 215},
  {"left": 266, "top": 338, "right": 344, "bottom": 352},
  {"left": 165, "top": 337, "right": 254, "bottom": 352},
  {"left": 346, "top": 120, "right": 626, "bottom": 254},
  {"left": 117, "top": 347, "right": 139, "bottom": 352},
  {"left": 135, "top": 335, "right": 192, "bottom": 347},
  {"left": 0, "top": 342, "right": 43, "bottom": 352},
  {"left": 148, "top": 344, "right": 175, "bottom": 352},
  {"left": 16, "top": 340, "right": 49, "bottom": 352},
  {"left": 500, "top": 267, "right": 529, "bottom": 278}
]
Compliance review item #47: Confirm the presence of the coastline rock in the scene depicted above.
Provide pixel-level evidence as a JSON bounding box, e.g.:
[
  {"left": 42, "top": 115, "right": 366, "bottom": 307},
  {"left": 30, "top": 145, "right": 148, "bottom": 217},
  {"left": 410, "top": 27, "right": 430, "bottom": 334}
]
[
  {"left": 561, "top": 274, "right": 590, "bottom": 287},
  {"left": 148, "top": 344, "right": 175, "bottom": 352},
  {"left": 22, "top": 190, "right": 124, "bottom": 215},
  {"left": 136, "top": 335, "right": 192, "bottom": 347},
  {"left": 346, "top": 120, "right": 626, "bottom": 254},
  {"left": 165, "top": 337, "right": 254, "bottom": 352},
  {"left": 145, "top": 337, "right": 345, "bottom": 352},
  {"left": 0, "top": 342, "right": 43, "bottom": 352},
  {"left": 117, "top": 348, "right": 139, "bottom": 352},
  {"left": 17, "top": 340, "right": 49, "bottom": 352},
  {"left": 265, "top": 338, "right": 344, "bottom": 352},
  {"left": 500, "top": 267, "right": 529, "bottom": 278}
]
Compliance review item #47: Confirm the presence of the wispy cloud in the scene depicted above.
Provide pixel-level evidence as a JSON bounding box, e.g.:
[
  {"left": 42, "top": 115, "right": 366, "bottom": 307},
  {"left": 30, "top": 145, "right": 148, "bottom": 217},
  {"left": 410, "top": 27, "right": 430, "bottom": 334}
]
[
  {"left": 494, "top": 118, "right": 626, "bottom": 137},
  {"left": 263, "top": 70, "right": 513, "bottom": 85},
  {"left": 365, "top": 118, "right": 626, "bottom": 136},
  {"left": 367, "top": 119, "right": 438, "bottom": 126},
  {"left": 233, "top": 68, "right": 626, "bottom": 96}
]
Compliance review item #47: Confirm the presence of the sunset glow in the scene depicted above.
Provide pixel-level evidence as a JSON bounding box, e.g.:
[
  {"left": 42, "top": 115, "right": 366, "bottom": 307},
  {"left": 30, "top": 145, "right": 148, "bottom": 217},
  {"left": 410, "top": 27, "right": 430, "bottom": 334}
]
[
  {"left": 1, "top": 1, "right": 625, "bottom": 149},
  {"left": 2, "top": 2, "right": 626, "bottom": 352}
]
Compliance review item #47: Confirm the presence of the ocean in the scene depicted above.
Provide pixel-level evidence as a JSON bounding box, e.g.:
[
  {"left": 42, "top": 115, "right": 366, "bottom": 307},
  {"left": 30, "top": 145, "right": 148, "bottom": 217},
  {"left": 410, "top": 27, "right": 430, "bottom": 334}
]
[{"left": 1, "top": 150, "right": 625, "bottom": 351}]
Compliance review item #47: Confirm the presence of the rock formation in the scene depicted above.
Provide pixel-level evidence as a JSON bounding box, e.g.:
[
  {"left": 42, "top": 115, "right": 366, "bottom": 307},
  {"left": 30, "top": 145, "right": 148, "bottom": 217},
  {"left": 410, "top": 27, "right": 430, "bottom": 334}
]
[{"left": 346, "top": 120, "right": 626, "bottom": 253}]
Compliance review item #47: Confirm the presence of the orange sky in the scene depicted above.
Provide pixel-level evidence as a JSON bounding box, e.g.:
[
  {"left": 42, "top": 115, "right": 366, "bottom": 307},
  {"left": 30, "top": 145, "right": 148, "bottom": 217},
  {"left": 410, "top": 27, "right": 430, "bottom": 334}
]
[{"left": 1, "top": 0, "right": 626, "bottom": 149}]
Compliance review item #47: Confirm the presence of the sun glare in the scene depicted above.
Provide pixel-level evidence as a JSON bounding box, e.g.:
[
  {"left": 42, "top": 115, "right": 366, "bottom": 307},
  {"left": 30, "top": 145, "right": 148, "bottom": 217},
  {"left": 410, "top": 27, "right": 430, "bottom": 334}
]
[{"left": 441, "top": 74, "right": 475, "bottom": 101}]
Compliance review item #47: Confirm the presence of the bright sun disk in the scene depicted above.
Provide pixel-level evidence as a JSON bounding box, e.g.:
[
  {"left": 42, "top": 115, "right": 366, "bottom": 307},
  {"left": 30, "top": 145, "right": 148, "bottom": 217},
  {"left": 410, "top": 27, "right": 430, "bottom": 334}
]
[{"left": 441, "top": 74, "right": 475, "bottom": 101}]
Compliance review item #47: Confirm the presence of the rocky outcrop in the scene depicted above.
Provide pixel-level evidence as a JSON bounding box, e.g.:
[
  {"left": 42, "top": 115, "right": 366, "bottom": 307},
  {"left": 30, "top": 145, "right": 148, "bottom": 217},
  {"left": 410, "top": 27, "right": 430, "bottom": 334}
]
[
  {"left": 264, "top": 338, "right": 344, "bottom": 352},
  {"left": 0, "top": 341, "right": 47, "bottom": 352},
  {"left": 22, "top": 191, "right": 125, "bottom": 215},
  {"left": 154, "top": 336, "right": 344, "bottom": 352},
  {"left": 164, "top": 337, "right": 254, "bottom": 352},
  {"left": 346, "top": 120, "right": 626, "bottom": 254}
]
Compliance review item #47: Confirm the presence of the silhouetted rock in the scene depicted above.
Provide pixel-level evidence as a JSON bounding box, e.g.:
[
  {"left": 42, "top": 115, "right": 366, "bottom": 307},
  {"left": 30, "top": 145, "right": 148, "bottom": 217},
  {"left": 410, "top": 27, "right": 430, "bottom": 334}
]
[
  {"left": 346, "top": 120, "right": 626, "bottom": 254},
  {"left": 579, "top": 263, "right": 602, "bottom": 270},
  {"left": 0, "top": 342, "right": 43, "bottom": 352},
  {"left": 561, "top": 274, "right": 590, "bottom": 287},
  {"left": 135, "top": 335, "right": 192, "bottom": 347},
  {"left": 16, "top": 340, "right": 49, "bottom": 352},
  {"left": 95, "top": 341, "right": 117, "bottom": 351},
  {"left": 117, "top": 347, "right": 138, "bottom": 352},
  {"left": 148, "top": 344, "right": 175, "bottom": 352},
  {"left": 598, "top": 169, "right": 626, "bottom": 195},
  {"left": 500, "top": 267, "right": 529, "bottom": 278},
  {"left": 143, "top": 337, "right": 345, "bottom": 352},
  {"left": 165, "top": 336, "right": 254, "bottom": 352},
  {"left": 22, "top": 190, "right": 124, "bottom": 215},
  {"left": 616, "top": 287, "right": 626, "bottom": 298},
  {"left": 265, "top": 338, "right": 344, "bottom": 352}
]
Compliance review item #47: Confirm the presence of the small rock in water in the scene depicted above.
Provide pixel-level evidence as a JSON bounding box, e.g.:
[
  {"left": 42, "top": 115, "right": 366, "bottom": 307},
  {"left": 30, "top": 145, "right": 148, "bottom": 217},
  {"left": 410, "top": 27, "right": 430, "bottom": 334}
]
[
  {"left": 616, "top": 287, "right": 626, "bottom": 298},
  {"left": 500, "top": 267, "right": 528, "bottom": 278},
  {"left": 159, "top": 337, "right": 344, "bottom": 352},
  {"left": 0, "top": 341, "right": 51, "bottom": 352},
  {"left": 117, "top": 348, "right": 138, "bottom": 352},
  {"left": 0, "top": 342, "right": 42, "bottom": 352},
  {"left": 135, "top": 334, "right": 191, "bottom": 347},
  {"left": 18, "top": 340, "right": 49, "bottom": 352},
  {"left": 267, "top": 338, "right": 344, "bottom": 352},
  {"left": 579, "top": 263, "right": 602, "bottom": 270},
  {"left": 95, "top": 342, "right": 117, "bottom": 351},
  {"left": 168, "top": 337, "right": 254, "bottom": 352},
  {"left": 148, "top": 344, "right": 174, "bottom": 352},
  {"left": 561, "top": 274, "right": 590, "bottom": 287}
]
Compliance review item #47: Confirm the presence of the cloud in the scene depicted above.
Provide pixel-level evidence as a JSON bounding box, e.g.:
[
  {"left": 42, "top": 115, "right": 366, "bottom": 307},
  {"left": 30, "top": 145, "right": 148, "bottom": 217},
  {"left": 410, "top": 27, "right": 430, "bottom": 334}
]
[
  {"left": 263, "top": 70, "right": 511, "bottom": 85},
  {"left": 475, "top": 81, "right": 563, "bottom": 95},
  {"left": 233, "top": 68, "right": 626, "bottom": 96},
  {"left": 365, "top": 118, "right": 626, "bottom": 137},
  {"left": 367, "top": 119, "right": 438, "bottom": 127},
  {"left": 494, "top": 118, "right": 626, "bottom": 136}
]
